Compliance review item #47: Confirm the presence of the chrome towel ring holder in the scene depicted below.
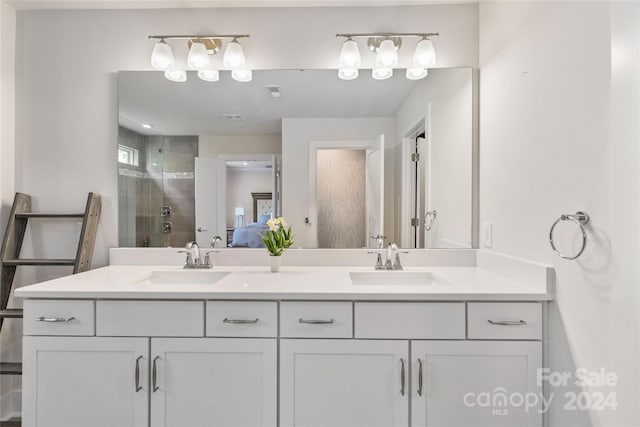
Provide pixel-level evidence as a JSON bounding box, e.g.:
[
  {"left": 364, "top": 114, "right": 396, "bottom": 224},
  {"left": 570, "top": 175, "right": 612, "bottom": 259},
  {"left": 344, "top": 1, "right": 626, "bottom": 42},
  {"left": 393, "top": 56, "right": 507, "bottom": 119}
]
[{"left": 549, "top": 211, "right": 590, "bottom": 260}]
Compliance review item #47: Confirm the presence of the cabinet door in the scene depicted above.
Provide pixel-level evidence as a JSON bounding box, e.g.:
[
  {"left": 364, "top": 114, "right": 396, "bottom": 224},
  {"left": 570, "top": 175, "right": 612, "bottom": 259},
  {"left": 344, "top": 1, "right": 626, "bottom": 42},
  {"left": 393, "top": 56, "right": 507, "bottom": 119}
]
[
  {"left": 412, "top": 341, "right": 543, "bottom": 427},
  {"left": 23, "top": 336, "right": 149, "bottom": 427},
  {"left": 150, "top": 338, "right": 277, "bottom": 427},
  {"left": 280, "top": 339, "right": 409, "bottom": 427}
]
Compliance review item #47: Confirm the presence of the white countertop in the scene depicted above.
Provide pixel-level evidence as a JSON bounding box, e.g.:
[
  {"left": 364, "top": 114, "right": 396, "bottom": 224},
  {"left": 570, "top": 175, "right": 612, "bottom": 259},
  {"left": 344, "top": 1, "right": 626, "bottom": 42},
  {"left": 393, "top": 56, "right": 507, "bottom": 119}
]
[{"left": 14, "top": 264, "right": 553, "bottom": 301}]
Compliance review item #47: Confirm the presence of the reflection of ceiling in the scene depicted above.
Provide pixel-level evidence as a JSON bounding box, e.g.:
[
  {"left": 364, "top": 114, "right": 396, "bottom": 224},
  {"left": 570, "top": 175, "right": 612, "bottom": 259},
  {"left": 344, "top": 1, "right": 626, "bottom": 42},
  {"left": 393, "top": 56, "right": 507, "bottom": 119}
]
[{"left": 118, "top": 69, "right": 420, "bottom": 135}]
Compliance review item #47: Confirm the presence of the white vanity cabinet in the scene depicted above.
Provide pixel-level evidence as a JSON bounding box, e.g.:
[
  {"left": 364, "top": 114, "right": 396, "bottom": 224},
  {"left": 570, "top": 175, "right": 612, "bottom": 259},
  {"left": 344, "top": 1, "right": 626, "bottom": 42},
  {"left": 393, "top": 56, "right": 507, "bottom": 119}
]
[
  {"left": 23, "top": 336, "right": 149, "bottom": 427},
  {"left": 411, "top": 341, "right": 543, "bottom": 427},
  {"left": 22, "top": 300, "right": 278, "bottom": 427},
  {"left": 280, "top": 339, "right": 409, "bottom": 427},
  {"left": 22, "top": 298, "right": 546, "bottom": 427},
  {"left": 151, "top": 338, "right": 277, "bottom": 427}
]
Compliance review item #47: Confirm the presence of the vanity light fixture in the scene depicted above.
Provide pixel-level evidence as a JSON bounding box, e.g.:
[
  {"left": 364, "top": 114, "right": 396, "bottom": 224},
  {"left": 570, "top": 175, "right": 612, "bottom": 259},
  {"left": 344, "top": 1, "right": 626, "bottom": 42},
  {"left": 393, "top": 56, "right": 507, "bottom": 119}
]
[
  {"left": 336, "top": 32, "right": 439, "bottom": 81},
  {"left": 149, "top": 34, "right": 251, "bottom": 82}
]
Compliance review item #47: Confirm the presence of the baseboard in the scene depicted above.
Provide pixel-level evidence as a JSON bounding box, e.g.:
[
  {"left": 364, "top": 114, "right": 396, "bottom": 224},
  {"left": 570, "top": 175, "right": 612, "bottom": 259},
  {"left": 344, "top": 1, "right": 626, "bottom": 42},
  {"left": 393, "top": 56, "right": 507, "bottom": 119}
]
[{"left": 0, "top": 389, "right": 21, "bottom": 421}]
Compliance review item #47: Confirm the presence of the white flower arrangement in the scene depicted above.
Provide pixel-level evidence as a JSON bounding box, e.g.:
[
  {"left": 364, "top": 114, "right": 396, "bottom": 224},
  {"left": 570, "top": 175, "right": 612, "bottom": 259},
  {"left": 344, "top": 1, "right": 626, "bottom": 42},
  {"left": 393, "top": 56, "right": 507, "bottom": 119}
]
[{"left": 261, "top": 217, "right": 294, "bottom": 256}]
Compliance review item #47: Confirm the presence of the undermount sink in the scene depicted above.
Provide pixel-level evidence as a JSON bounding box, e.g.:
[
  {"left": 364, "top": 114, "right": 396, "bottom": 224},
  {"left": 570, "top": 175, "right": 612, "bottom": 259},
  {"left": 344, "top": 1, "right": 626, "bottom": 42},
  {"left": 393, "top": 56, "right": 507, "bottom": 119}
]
[
  {"left": 136, "top": 270, "right": 230, "bottom": 285},
  {"left": 349, "top": 271, "right": 447, "bottom": 286}
]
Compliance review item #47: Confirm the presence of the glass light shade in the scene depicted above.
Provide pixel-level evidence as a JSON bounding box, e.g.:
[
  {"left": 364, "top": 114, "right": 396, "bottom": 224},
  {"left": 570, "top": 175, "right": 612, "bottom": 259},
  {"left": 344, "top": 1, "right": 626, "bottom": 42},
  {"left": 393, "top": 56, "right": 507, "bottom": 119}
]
[
  {"left": 150, "top": 40, "right": 175, "bottom": 71},
  {"left": 338, "top": 67, "right": 359, "bottom": 80},
  {"left": 231, "top": 67, "right": 252, "bottom": 82},
  {"left": 164, "top": 69, "right": 187, "bottom": 82},
  {"left": 187, "top": 41, "right": 210, "bottom": 70},
  {"left": 406, "top": 67, "right": 428, "bottom": 80},
  {"left": 198, "top": 69, "right": 220, "bottom": 82},
  {"left": 223, "top": 40, "right": 246, "bottom": 69},
  {"left": 376, "top": 39, "right": 398, "bottom": 68},
  {"left": 413, "top": 38, "right": 436, "bottom": 68},
  {"left": 339, "top": 39, "right": 361, "bottom": 68},
  {"left": 372, "top": 67, "right": 393, "bottom": 80}
]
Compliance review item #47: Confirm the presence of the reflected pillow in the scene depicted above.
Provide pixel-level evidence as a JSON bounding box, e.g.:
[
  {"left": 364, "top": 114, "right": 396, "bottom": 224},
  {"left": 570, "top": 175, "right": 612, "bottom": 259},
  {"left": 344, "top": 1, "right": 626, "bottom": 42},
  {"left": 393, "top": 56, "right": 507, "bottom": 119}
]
[{"left": 258, "top": 214, "right": 271, "bottom": 225}]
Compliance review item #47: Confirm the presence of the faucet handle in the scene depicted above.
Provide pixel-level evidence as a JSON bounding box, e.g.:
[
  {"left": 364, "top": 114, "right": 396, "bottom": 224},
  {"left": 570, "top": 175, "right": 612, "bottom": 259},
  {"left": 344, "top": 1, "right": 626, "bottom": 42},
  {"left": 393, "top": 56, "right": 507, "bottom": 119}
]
[
  {"left": 367, "top": 251, "right": 385, "bottom": 270},
  {"left": 394, "top": 251, "right": 410, "bottom": 270},
  {"left": 202, "top": 250, "right": 218, "bottom": 268},
  {"left": 178, "top": 250, "right": 193, "bottom": 268}
]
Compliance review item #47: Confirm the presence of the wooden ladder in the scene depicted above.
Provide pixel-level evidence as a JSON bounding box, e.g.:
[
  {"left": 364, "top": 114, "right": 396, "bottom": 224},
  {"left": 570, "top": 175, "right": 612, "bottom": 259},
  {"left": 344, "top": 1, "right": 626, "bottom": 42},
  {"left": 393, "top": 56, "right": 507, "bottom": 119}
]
[{"left": 0, "top": 192, "right": 101, "bottom": 377}]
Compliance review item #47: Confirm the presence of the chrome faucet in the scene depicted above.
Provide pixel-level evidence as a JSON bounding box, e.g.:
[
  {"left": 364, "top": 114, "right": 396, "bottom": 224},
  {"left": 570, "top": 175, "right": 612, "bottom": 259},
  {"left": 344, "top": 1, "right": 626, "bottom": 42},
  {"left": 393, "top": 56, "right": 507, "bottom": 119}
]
[
  {"left": 179, "top": 241, "right": 214, "bottom": 269},
  {"left": 368, "top": 243, "right": 408, "bottom": 270},
  {"left": 211, "top": 235, "right": 223, "bottom": 248}
]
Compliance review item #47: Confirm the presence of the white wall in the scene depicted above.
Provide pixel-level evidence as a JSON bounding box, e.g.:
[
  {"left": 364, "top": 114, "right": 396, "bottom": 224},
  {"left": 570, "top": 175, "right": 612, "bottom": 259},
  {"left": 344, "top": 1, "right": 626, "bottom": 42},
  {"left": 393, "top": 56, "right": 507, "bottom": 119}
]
[
  {"left": 226, "top": 169, "right": 272, "bottom": 228},
  {"left": 479, "top": 2, "right": 639, "bottom": 426},
  {"left": 199, "top": 133, "right": 281, "bottom": 158},
  {"left": 394, "top": 67, "right": 473, "bottom": 249},
  {"left": 282, "top": 117, "right": 395, "bottom": 248}
]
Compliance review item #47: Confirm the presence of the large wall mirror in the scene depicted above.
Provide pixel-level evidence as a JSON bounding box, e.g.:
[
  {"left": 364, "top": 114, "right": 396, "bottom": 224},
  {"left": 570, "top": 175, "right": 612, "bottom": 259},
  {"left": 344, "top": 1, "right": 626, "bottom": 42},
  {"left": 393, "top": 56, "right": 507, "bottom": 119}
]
[{"left": 118, "top": 68, "right": 475, "bottom": 249}]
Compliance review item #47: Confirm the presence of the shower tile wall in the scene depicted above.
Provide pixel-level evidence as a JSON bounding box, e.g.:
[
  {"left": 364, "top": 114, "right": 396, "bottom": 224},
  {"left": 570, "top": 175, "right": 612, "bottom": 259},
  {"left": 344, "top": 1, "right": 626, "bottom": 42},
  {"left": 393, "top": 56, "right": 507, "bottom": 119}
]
[
  {"left": 161, "top": 136, "right": 197, "bottom": 247},
  {"left": 118, "top": 127, "right": 197, "bottom": 247},
  {"left": 317, "top": 149, "right": 366, "bottom": 248}
]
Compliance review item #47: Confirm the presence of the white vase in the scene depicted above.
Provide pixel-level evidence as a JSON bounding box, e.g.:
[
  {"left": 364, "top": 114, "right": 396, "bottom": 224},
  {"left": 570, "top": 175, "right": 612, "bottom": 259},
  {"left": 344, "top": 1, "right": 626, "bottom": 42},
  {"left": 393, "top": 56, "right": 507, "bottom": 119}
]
[{"left": 269, "top": 256, "right": 281, "bottom": 273}]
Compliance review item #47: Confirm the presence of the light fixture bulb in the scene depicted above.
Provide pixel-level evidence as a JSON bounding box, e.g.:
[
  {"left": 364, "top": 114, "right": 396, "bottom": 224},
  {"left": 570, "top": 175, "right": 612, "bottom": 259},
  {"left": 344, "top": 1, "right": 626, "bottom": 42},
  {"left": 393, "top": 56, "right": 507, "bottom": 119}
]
[
  {"left": 413, "top": 38, "right": 436, "bottom": 68},
  {"left": 187, "top": 41, "right": 210, "bottom": 70},
  {"left": 164, "top": 69, "right": 187, "bottom": 82},
  {"left": 372, "top": 67, "right": 393, "bottom": 80},
  {"left": 198, "top": 69, "right": 220, "bottom": 82},
  {"left": 231, "top": 67, "right": 252, "bottom": 82},
  {"left": 339, "top": 39, "right": 361, "bottom": 68},
  {"left": 150, "top": 39, "right": 175, "bottom": 71},
  {"left": 223, "top": 39, "right": 246, "bottom": 69},
  {"left": 376, "top": 39, "right": 398, "bottom": 68},
  {"left": 338, "top": 68, "right": 359, "bottom": 80},
  {"left": 406, "top": 67, "right": 428, "bottom": 80}
]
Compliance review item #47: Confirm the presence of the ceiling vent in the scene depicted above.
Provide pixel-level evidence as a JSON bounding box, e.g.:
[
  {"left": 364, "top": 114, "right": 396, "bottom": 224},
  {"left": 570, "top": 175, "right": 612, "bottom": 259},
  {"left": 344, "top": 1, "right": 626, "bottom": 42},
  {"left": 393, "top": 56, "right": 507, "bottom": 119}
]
[
  {"left": 222, "top": 113, "right": 245, "bottom": 121},
  {"left": 265, "top": 85, "right": 282, "bottom": 98}
]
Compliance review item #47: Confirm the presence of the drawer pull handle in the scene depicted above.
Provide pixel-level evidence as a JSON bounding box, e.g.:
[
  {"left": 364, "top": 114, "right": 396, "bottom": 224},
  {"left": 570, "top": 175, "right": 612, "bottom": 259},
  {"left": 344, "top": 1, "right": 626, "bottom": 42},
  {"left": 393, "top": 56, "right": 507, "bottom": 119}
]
[
  {"left": 298, "top": 318, "right": 334, "bottom": 325},
  {"left": 400, "top": 358, "right": 406, "bottom": 396},
  {"left": 36, "top": 316, "right": 76, "bottom": 323},
  {"left": 152, "top": 356, "right": 160, "bottom": 392},
  {"left": 488, "top": 319, "right": 527, "bottom": 326},
  {"left": 223, "top": 318, "right": 259, "bottom": 324},
  {"left": 417, "top": 359, "right": 423, "bottom": 397},
  {"left": 135, "top": 356, "right": 143, "bottom": 392}
]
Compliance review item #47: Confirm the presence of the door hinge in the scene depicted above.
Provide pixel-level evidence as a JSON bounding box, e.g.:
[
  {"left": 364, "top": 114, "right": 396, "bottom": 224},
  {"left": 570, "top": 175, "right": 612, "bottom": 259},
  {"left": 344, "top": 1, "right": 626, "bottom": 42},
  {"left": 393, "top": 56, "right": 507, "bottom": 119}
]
[
  {"left": 411, "top": 218, "right": 420, "bottom": 227},
  {"left": 411, "top": 153, "right": 420, "bottom": 162}
]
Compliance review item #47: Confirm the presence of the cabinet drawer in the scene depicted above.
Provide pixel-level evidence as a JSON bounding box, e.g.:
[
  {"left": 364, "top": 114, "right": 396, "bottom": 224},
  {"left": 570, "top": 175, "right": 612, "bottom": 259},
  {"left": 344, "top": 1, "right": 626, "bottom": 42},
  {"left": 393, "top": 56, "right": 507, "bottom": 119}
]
[
  {"left": 467, "top": 302, "right": 542, "bottom": 340},
  {"left": 24, "top": 300, "right": 95, "bottom": 336},
  {"left": 96, "top": 300, "right": 204, "bottom": 337},
  {"left": 206, "top": 301, "right": 277, "bottom": 337},
  {"left": 354, "top": 302, "right": 465, "bottom": 339},
  {"left": 280, "top": 302, "right": 352, "bottom": 338}
]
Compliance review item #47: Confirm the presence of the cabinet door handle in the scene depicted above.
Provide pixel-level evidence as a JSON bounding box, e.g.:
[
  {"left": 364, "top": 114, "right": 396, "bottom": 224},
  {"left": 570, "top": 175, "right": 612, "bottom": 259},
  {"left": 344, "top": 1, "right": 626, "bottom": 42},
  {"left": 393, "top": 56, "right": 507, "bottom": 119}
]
[
  {"left": 152, "top": 356, "right": 160, "bottom": 392},
  {"left": 135, "top": 356, "right": 143, "bottom": 392},
  {"left": 298, "top": 318, "right": 334, "bottom": 325},
  {"left": 400, "top": 358, "right": 406, "bottom": 396},
  {"left": 36, "top": 316, "right": 75, "bottom": 323},
  {"left": 417, "top": 359, "right": 423, "bottom": 397},
  {"left": 488, "top": 319, "right": 527, "bottom": 326},
  {"left": 223, "top": 318, "right": 259, "bottom": 324}
]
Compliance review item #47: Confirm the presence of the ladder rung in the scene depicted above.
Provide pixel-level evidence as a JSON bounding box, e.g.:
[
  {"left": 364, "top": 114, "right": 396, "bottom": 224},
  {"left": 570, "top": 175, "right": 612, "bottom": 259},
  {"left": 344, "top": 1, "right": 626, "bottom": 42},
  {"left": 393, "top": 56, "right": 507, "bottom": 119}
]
[
  {"left": 0, "top": 309, "right": 22, "bottom": 319},
  {"left": 15, "top": 213, "right": 84, "bottom": 219},
  {"left": 0, "top": 362, "right": 22, "bottom": 375},
  {"left": 3, "top": 259, "right": 76, "bottom": 266}
]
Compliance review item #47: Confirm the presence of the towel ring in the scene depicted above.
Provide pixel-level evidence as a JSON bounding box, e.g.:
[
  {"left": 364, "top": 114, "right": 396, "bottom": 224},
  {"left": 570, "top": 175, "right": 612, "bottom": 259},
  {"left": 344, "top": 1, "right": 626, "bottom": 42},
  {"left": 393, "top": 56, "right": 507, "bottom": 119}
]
[{"left": 549, "top": 211, "right": 590, "bottom": 260}]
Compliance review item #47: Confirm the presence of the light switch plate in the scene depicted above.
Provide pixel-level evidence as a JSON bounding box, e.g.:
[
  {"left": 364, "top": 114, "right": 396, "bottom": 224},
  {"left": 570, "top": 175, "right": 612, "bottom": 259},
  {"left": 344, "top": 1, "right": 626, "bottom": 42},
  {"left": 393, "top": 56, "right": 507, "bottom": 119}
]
[{"left": 482, "top": 222, "right": 492, "bottom": 248}]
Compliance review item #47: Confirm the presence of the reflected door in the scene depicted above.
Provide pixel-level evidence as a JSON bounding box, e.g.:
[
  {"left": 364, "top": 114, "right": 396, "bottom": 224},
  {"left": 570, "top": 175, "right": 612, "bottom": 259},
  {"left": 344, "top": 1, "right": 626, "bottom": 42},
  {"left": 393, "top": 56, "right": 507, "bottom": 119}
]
[{"left": 195, "top": 158, "right": 227, "bottom": 247}]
